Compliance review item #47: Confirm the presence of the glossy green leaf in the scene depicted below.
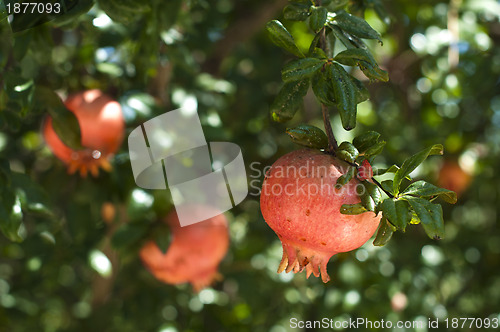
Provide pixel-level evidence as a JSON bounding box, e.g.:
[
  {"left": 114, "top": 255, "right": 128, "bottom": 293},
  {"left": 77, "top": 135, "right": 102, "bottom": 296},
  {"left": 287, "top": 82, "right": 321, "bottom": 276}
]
[
  {"left": 357, "top": 182, "right": 376, "bottom": 211},
  {"left": 364, "top": 140, "right": 386, "bottom": 157},
  {"left": 332, "top": 10, "right": 382, "bottom": 42},
  {"left": 312, "top": 69, "right": 336, "bottom": 106},
  {"left": 283, "top": 3, "right": 311, "bottom": 21},
  {"left": 359, "top": 62, "right": 389, "bottom": 82},
  {"left": 381, "top": 198, "right": 410, "bottom": 231},
  {"left": 402, "top": 180, "right": 457, "bottom": 204},
  {"left": 309, "top": 6, "right": 327, "bottom": 32},
  {"left": 380, "top": 180, "right": 394, "bottom": 196},
  {"left": 329, "top": 62, "right": 357, "bottom": 130},
  {"left": 328, "top": 23, "right": 356, "bottom": 49},
  {"left": 336, "top": 166, "right": 355, "bottom": 188},
  {"left": 286, "top": 125, "right": 329, "bottom": 149},
  {"left": 336, "top": 150, "right": 355, "bottom": 164},
  {"left": 334, "top": 48, "right": 376, "bottom": 66},
  {"left": 405, "top": 197, "right": 445, "bottom": 240},
  {"left": 353, "top": 131, "right": 381, "bottom": 153},
  {"left": 270, "top": 79, "right": 310, "bottom": 123},
  {"left": 350, "top": 75, "right": 370, "bottom": 104},
  {"left": 282, "top": 58, "right": 324, "bottom": 82},
  {"left": 374, "top": 165, "right": 400, "bottom": 176},
  {"left": 265, "top": 20, "right": 304, "bottom": 57},
  {"left": 340, "top": 203, "right": 368, "bottom": 215},
  {"left": 373, "top": 217, "right": 394, "bottom": 246},
  {"left": 311, "top": 47, "right": 328, "bottom": 59},
  {"left": 393, "top": 144, "right": 444, "bottom": 195},
  {"left": 338, "top": 141, "right": 359, "bottom": 160}
]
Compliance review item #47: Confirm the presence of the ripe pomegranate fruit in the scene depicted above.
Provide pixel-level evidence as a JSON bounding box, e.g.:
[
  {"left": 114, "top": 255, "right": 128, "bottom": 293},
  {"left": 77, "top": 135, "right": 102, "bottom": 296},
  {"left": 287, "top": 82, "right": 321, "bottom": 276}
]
[
  {"left": 140, "top": 208, "right": 229, "bottom": 292},
  {"left": 260, "top": 149, "right": 381, "bottom": 282},
  {"left": 43, "top": 90, "right": 125, "bottom": 177},
  {"left": 437, "top": 160, "right": 472, "bottom": 197}
]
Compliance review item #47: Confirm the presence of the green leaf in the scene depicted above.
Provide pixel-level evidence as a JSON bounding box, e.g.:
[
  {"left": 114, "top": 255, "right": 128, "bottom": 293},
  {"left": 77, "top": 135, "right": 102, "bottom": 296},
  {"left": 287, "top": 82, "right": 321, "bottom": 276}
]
[
  {"left": 328, "top": 23, "right": 356, "bottom": 49},
  {"left": 381, "top": 198, "right": 410, "bottom": 231},
  {"left": 338, "top": 141, "right": 359, "bottom": 160},
  {"left": 395, "top": 200, "right": 411, "bottom": 230},
  {"left": 393, "top": 144, "right": 444, "bottom": 195},
  {"left": 329, "top": 63, "right": 357, "bottom": 130},
  {"left": 336, "top": 167, "right": 355, "bottom": 188},
  {"left": 340, "top": 203, "right": 368, "bottom": 215},
  {"left": 312, "top": 69, "right": 336, "bottom": 106},
  {"left": 334, "top": 48, "right": 389, "bottom": 82},
  {"left": 405, "top": 197, "right": 445, "bottom": 240},
  {"left": 357, "top": 182, "right": 377, "bottom": 211},
  {"left": 373, "top": 217, "right": 394, "bottom": 246},
  {"left": 308, "top": 31, "right": 322, "bottom": 56},
  {"left": 282, "top": 58, "right": 325, "bottom": 82},
  {"left": 365, "top": 181, "right": 382, "bottom": 206},
  {"left": 309, "top": 6, "right": 328, "bottom": 32},
  {"left": 283, "top": 3, "right": 311, "bottom": 21},
  {"left": 265, "top": 20, "right": 304, "bottom": 57},
  {"left": 311, "top": 47, "right": 328, "bottom": 59},
  {"left": 374, "top": 165, "right": 400, "bottom": 176},
  {"left": 359, "top": 62, "right": 389, "bottom": 82},
  {"left": 380, "top": 180, "right": 394, "bottom": 196},
  {"left": 332, "top": 10, "right": 382, "bottom": 42},
  {"left": 286, "top": 125, "right": 329, "bottom": 149},
  {"left": 353, "top": 131, "right": 381, "bottom": 153},
  {"left": 336, "top": 150, "right": 355, "bottom": 164},
  {"left": 34, "top": 86, "right": 82, "bottom": 150},
  {"left": 402, "top": 180, "right": 457, "bottom": 204},
  {"left": 364, "top": 140, "right": 386, "bottom": 157},
  {"left": 270, "top": 79, "right": 310, "bottom": 123},
  {"left": 350, "top": 75, "right": 370, "bottom": 104},
  {"left": 334, "top": 48, "right": 376, "bottom": 66}
]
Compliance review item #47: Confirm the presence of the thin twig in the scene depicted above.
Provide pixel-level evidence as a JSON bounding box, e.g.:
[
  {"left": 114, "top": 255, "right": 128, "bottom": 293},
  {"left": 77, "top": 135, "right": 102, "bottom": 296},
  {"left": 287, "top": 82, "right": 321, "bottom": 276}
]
[
  {"left": 372, "top": 177, "right": 394, "bottom": 198},
  {"left": 321, "top": 104, "right": 338, "bottom": 154}
]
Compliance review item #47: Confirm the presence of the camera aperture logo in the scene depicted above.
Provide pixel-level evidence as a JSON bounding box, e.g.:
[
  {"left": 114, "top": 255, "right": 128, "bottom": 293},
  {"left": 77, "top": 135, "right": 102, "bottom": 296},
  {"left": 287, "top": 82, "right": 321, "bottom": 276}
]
[{"left": 128, "top": 109, "right": 248, "bottom": 226}]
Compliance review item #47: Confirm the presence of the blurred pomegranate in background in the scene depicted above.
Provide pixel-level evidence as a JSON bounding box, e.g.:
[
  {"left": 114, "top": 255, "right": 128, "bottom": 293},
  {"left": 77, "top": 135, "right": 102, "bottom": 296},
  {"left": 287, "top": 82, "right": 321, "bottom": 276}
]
[
  {"left": 140, "top": 208, "right": 229, "bottom": 292},
  {"left": 437, "top": 160, "right": 472, "bottom": 197},
  {"left": 43, "top": 89, "right": 125, "bottom": 177}
]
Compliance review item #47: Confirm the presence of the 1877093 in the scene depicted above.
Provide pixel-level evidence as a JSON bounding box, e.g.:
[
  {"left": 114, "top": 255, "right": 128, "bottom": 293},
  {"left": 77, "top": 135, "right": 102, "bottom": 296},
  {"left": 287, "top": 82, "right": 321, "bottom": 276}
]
[{"left": 6, "top": 2, "right": 61, "bottom": 14}]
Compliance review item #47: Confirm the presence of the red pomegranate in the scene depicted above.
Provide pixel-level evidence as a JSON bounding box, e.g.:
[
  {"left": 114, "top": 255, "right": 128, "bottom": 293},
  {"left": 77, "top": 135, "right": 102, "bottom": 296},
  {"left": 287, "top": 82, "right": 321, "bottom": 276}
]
[
  {"left": 43, "top": 89, "right": 125, "bottom": 177},
  {"left": 140, "top": 208, "right": 229, "bottom": 292},
  {"left": 260, "top": 149, "right": 381, "bottom": 282}
]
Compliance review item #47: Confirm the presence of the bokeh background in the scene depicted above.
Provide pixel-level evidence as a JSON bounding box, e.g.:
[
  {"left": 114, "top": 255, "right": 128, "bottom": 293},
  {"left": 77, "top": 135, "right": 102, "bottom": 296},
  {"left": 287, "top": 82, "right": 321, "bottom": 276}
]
[{"left": 1, "top": 0, "right": 500, "bottom": 331}]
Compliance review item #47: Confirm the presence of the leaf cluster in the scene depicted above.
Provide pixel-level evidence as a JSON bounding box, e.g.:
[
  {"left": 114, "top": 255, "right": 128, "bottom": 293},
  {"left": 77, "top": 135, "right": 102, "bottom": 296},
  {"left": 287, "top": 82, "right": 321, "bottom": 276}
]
[{"left": 266, "top": 2, "right": 388, "bottom": 130}]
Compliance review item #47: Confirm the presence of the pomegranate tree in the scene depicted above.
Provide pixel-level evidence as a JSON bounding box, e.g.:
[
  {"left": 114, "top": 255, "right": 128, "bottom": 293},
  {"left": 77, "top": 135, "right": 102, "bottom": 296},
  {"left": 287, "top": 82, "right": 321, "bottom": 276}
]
[
  {"left": 140, "top": 209, "right": 229, "bottom": 292},
  {"left": 260, "top": 149, "right": 381, "bottom": 282},
  {"left": 43, "top": 89, "right": 125, "bottom": 177}
]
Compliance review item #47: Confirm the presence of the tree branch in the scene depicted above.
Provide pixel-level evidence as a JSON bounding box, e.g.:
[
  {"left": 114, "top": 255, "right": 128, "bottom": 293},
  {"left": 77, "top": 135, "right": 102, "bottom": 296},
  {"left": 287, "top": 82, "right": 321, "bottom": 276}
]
[
  {"left": 321, "top": 104, "right": 338, "bottom": 154},
  {"left": 202, "top": 0, "right": 289, "bottom": 75}
]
